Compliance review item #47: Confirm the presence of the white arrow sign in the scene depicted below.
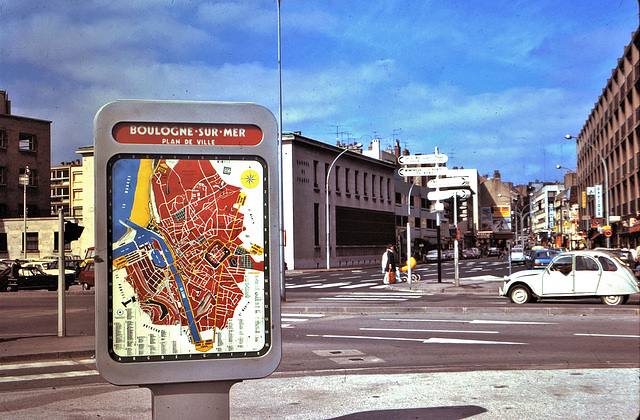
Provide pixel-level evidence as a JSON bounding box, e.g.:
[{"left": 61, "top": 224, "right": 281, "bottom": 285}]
[
  {"left": 427, "top": 189, "right": 471, "bottom": 201},
  {"left": 398, "top": 154, "right": 448, "bottom": 165},
  {"left": 427, "top": 176, "right": 470, "bottom": 189},
  {"left": 398, "top": 166, "right": 448, "bottom": 177}
]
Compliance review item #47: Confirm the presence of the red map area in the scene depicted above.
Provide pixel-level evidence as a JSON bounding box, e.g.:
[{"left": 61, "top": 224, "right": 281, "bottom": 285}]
[{"left": 123, "top": 159, "right": 263, "bottom": 339}]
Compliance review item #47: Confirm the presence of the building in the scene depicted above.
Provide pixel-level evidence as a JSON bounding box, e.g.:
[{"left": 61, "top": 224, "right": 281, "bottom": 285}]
[
  {"left": 573, "top": 30, "right": 640, "bottom": 248},
  {"left": 477, "top": 171, "right": 519, "bottom": 251},
  {"left": 531, "top": 183, "right": 564, "bottom": 246},
  {"left": 0, "top": 90, "right": 51, "bottom": 219},
  {"left": 282, "top": 133, "right": 397, "bottom": 269}
]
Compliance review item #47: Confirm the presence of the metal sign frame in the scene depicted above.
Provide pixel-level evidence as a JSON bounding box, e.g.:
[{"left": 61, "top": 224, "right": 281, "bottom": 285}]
[{"left": 94, "top": 100, "right": 281, "bottom": 385}]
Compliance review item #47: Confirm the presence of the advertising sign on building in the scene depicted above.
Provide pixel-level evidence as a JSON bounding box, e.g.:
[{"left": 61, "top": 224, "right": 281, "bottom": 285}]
[
  {"left": 491, "top": 205, "right": 511, "bottom": 232},
  {"left": 594, "top": 184, "right": 603, "bottom": 218},
  {"left": 94, "top": 100, "right": 281, "bottom": 386}
]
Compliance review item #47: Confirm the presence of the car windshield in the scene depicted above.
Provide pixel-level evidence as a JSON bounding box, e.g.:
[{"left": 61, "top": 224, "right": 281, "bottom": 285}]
[{"left": 536, "top": 251, "right": 556, "bottom": 258}]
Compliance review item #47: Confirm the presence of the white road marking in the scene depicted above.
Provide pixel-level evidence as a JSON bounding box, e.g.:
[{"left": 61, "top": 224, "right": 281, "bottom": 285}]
[
  {"left": 0, "top": 359, "right": 95, "bottom": 371},
  {"left": 286, "top": 283, "right": 322, "bottom": 289},
  {"left": 307, "top": 334, "right": 526, "bottom": 345},
  {"left": 341, "top": 283, "right": 379, "bottom": 289},
  {"left": 311, "top": 282, "right": 352, "bottom": 289},
  {"left": 361, "top": 327, "right": 499, "bottom": 334},
  {"left": 0, "top": 370, "right": 100, "bottom": 383},
  {"left": 381, "top": 319, "right": 556, "bottom": 325},
  {"left": 574, "top": 333, "right": 640, "bottom": 338}
]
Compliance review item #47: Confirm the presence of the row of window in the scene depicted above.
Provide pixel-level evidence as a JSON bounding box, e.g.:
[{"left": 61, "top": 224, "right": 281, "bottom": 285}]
[
  {"left": 0, "top": 166, "right": 38, "bottom": 186},
  {"left": 0, "top": 232, "right": 70, "bottom": 253},
  {"left": 0, "top": 129, "right": 38, "bottom": 151}
]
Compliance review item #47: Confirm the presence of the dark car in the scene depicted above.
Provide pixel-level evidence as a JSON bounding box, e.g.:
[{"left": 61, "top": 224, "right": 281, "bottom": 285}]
[
  {"left": 525, "top": 249, "right": 561, "bottom": 269},
  {"left": 77, "top": 261, "right": 95, "bottom": 290},
  {"left": 0, "top": 266, "right": 74, "bottom": 292}
]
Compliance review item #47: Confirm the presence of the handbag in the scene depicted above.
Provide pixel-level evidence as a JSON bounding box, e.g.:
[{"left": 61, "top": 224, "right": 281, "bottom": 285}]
[{"left": 387, "top": 270, "right": 396, "bottom": 284}]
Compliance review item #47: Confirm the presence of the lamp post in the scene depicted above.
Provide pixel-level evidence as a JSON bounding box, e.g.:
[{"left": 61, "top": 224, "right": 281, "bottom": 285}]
[
  {"left": 21, "top": 166, "right": 30, "bottom": 260},
  {"left": 565, "top": 134, "right": 610, "bottom": 247},
  {"left": 326, "top": 144, "right": 362, "bottom": 269}
]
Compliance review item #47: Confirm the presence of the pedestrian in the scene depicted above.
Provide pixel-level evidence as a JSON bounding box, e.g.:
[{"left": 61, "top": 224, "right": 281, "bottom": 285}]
[
  {"left": 381, "top": 244, "right": 397, "bottom": 284},
  {"left": 11, "top": 259, "right": 21, "bottom": 279}
]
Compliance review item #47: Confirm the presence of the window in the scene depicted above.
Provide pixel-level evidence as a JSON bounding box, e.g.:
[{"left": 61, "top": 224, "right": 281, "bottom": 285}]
[
  {"left": 73, "top": 206, "right": 83, "bottom": 217},
  {"left": 18, "top": 133, "right": 37, "bottom": 152},
  {"left": 549, "top": 255, "right": 572, "bottom": 276},
  {"left": 354, "top": 170, "right": 359, "bottom": 195},
  {"left": 345, "top": 168, "right": 350, "bottom": 193},
  {"left": 0, "top": 232, "right": 7, "bottom": 252},
  {"left": 576, "top": 256, "right": 599, "bottom": 271},
  {"left": 53, "top": 232, "right": 72, "bottom": 251},
  {"left": 314, "top": 203, "right": 320, "bottom": 246},
  {"left": 597, "top": 256, "right": 617, "bottom": 271},
  {"left": 313, "top": 160, "right": 319, "bottom": 188},
  {"left": 22, "top": 232, "right": 39, "bottom": 252},
  {"left": 0, "top": 166, "right": 5, "bottom": 186},
  {"left": 0, "top": 130, "right": 7, "bottom": 149},
  {"left": 363, "top": 172, "right": 368, "bottom": 196}
]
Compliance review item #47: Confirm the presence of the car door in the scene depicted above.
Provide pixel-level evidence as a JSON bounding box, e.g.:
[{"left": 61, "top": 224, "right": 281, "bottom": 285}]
[
  {"left": 573, "top": 255, "right": 601, "bottom": 294},
  {"left": 541, "top": 254, "right": 575, "bottom": 295}
]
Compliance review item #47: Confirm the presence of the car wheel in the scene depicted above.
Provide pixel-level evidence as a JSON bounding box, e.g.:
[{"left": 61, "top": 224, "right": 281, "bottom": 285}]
[
  {"left": 509, "top": 286, "right": 530, "bottom": 304},
  {"left": 601, "top": 295, "right": 624, "bottom": 306}
]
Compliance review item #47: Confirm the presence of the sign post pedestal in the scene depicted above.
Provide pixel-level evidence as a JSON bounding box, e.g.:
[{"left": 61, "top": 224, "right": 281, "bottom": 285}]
[{"left": 147, "top": 381, "right": 239, "bottom": 420}]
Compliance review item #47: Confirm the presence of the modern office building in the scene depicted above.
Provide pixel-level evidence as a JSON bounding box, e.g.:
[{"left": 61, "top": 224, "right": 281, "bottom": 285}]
[{"left": 573, "top": 30, "right": 640, "bottom": 248}]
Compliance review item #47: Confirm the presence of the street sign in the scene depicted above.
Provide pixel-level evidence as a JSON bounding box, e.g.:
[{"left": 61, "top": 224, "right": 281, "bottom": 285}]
[
  {"left": 427, "top": 189, "right": 470, "bottom": 201},
  {"left": 398, "top": 153, "right": 448, "bottom": 165},
  {"left": 427, "top": 176, "right": 469, "bottom": 188},
  {"left": 398, "top": 166, "right": 448, "bottom": 177},
  {"left": 94, "top": 100, "right": 281, "bottom": 386}
]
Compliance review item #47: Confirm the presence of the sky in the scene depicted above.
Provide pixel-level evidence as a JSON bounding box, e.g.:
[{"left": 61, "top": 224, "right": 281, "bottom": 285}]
[{"left": 1, "top": 1, "right": 638, "bottom": 185}]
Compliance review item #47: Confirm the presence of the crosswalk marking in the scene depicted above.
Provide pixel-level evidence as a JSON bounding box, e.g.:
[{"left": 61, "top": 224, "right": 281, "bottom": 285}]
[
  {"left": 0, "top": 370, "right": 99, "bottom": 383},
  {"left": 281, "top": 313, "right": 326, "bottom": 329}
]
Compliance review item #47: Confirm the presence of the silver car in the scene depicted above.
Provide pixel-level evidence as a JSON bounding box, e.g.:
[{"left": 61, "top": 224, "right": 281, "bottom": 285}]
[{"left": 499, "top": 250, "right": 639, "bottom": 305}]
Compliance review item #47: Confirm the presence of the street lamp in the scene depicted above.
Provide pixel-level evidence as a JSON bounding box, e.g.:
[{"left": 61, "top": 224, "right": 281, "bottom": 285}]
[
  {"left": 565, "top": 134, "right": 610, "bottom": 247},
  {"left": 326, "top": 143, "right": 362, "bottom": 269},
  {"left": 21, "top": 166, "right": 30, "bottom": 260}
]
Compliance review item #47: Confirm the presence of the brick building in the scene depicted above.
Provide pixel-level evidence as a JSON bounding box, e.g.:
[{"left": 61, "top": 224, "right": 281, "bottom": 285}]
[{"left": 0, "top": 90, "right": 51, "bottom": 219}]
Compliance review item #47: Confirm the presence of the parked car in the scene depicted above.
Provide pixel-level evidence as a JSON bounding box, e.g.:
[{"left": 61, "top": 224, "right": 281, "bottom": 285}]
[
  {"left": 27, "top": 259, "right": 78, "bottom": 279},
  {"left": 425, "top": 249, "right": 439, "bottom": 262},
  {"left": 0, "top": 266, "right": 74, "bottom": 292},
  {"left": 442, "top": 250, "right": 455, "bottom": 260},
  {"left": 510, "top": 247, "right": 525, "bottom": 264},
  {"left": 594, "top": 248, "right": 636, "bottom": 269},
  {"left": 499, "top": 250, "right": 640, "bottom": 305},
  {"left": 487, "top": 247, "right": 500, "bottom": 256},
  {"left": 77, "top": 261, "right": 95, "bottom": 290},
  {"left": 525, "top": 249, "right": 561, "bottom": 269}
]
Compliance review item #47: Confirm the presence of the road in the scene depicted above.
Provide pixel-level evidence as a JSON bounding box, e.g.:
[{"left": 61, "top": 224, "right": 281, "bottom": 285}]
[{"left": 0, "top": 258, "right": 639, "bottom": 419}]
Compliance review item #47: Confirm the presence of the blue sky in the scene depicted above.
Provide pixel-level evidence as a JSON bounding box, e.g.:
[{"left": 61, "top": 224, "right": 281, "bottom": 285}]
[{"left": 1, "top": 1, "right": 638, "bottom": 185}]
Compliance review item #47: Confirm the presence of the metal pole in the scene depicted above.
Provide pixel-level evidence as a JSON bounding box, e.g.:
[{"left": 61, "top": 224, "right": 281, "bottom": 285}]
[
  {"left": 454, "top": 193, "right": 459, "bottom": 287},
  {"left": 326, "top": 148, "right": 350, "bottom": 269},
  {"left": 407, "top": 179, "right": 418, "bottom": 284},
  {"left": 23, "top": 166, "right": 29, "bottom": 260},
  {"left": 58, "top": 210, "right": 66, "bottom": 337},
  {"left": 277, "top": 0, "right": 286, "bottom": 301}
]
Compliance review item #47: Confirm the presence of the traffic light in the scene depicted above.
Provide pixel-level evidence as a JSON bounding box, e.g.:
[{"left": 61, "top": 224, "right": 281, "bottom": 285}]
[{"left": 64, "top": 221, "right": 84, "bottom": 243}]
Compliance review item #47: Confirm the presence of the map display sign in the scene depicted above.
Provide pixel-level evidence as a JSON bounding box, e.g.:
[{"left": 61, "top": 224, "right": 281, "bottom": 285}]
[
  {"left": 109, "top": 155, "right": 269, "bottom": 360},
  {"left": 94, "top": 100, "right": 281, "bottom": 385}
]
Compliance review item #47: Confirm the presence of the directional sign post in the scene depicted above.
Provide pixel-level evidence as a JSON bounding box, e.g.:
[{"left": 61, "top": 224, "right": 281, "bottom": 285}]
[
  {"left": 427, "top": 189, "right": 470, "bottom": 201},
  {"left": 398, "top": 153, "right": 448, "bottom": 165},
  {"left": 398, "top": 166, "right": 449, "bottom": 177},
  {"left": 427, "top": 176, "right": 469, "bottom": 189}
]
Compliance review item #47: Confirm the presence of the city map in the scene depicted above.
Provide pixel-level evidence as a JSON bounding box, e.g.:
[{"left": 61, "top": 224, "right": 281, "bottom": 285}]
[{"left": 109, "top": 156, "right": 269, "bottom": 360}]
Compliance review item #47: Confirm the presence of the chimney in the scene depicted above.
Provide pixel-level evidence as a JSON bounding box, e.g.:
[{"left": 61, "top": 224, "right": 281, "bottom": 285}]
[{"left": 493, "top": 170, "right": 501, "bottom": 180}]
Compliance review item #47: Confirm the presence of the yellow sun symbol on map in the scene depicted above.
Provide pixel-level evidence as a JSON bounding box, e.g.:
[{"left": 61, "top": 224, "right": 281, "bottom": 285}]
[{"left": 241, "top": 169, "right": 260, "bottom": 189}]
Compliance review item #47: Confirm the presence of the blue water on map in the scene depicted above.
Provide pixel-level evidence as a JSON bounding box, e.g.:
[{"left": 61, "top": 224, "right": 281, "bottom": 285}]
[{"left": 111, "top": 159, "right": 140, "bottom": 241}]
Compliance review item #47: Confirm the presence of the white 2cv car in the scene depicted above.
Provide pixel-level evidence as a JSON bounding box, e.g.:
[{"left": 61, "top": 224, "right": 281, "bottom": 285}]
[{"left": 499, "top": 250, "right": 640, "bottom": 305}]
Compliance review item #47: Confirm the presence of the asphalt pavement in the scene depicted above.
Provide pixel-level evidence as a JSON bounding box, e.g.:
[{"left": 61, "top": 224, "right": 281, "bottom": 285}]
[{"left": 1, "top": 272, "right": 639, "bottom": 419}]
